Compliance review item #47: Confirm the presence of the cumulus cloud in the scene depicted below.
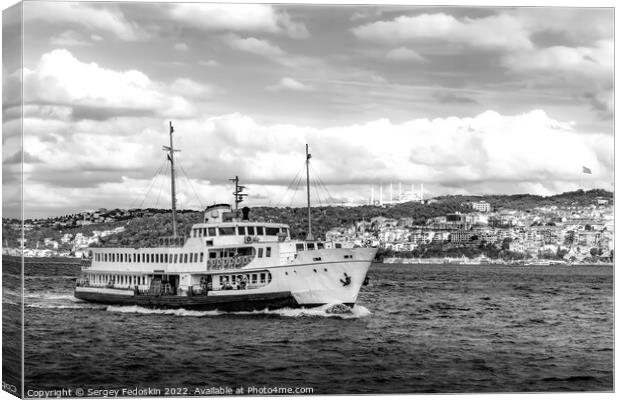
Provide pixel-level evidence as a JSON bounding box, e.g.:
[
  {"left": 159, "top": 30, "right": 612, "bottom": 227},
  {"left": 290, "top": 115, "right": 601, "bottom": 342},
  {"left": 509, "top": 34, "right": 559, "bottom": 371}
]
[
  {"left": 513, "top": 8, "right": 613, "bottom": 45},
  {"left": 501, "top": 39, "right": 613, "bottom": 80},
  {"left": 168, "top": 3, "right": 308, "bottom": 39},
  {"left": 24, "top": 2, "right": 147, "bottom": 41},
  {"left": 583, "top": 90, "right": 614, "bottom": 120},
  {"left": 159, "top": 110, "right": 612, "bottom": 193},
  {"left": 224, "top": 35, "right": 286, "bottom": 58},
  {"left": 23, "top": 49, "right": 204, "bottom": 119},
  {"left": 50, "top": 30, "right": 92, "bottom": 47},
  {"left": 352, "top": 13, "right": 533, "bottom": 51},
  {"left": 170, "top": 78, "right": 214, "bottom": 98},
  {"left": 199, "top": 60, "right": 219, "bottom": 67},
  {"left": 15, "top": 108, "right": 613, "bottom": 216},
  {"left": 173, "top": 42, "right": 189, "bottom": 52},
  {"left": 268, "top": 77, "right": 314, "bottom": 91},
  {"left": 386, "top": 47, "right": 426, "bottom": 62}
]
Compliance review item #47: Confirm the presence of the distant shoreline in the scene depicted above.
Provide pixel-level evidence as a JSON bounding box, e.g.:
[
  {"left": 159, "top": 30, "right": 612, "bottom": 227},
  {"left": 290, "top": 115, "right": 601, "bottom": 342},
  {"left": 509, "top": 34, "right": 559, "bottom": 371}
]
[
  {"left": 377, "top": 259, "right": 613, "bottom": 267},
  {"left": 2, "top": 255, "right": 611, "bottom": 268}
]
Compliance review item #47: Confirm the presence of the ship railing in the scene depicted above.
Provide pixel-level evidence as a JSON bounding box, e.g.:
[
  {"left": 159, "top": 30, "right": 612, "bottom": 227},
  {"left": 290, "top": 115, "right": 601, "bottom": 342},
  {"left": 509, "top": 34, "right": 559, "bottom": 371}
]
[
  {"left": 206, "top": 255, "right": 254, "bottom": 271},
  {"left": 75, "top": 279, "right": 89, "bottom": 287}
]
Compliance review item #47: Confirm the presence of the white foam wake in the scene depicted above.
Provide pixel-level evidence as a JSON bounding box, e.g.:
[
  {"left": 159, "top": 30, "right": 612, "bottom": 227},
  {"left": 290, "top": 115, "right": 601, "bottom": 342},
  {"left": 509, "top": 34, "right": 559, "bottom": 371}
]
[
  {"left": 105, "top": 303, "right": 371, "bottom": 319},
  {"left": 23, "top": 291, "right": 103, "bottom": 309},
  {"left": 106, "top": 305, "right": 223, "bottom": 317},
  {"left": 24, "top": 292, "right": 79, "bottom": 301}
]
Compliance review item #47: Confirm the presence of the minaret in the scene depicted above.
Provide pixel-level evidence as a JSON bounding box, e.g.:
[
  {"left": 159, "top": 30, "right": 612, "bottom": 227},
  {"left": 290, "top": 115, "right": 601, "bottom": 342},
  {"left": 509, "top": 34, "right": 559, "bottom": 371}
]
[
  {"left": 379, "top": 184, "right": 383, "bottom": 205},
  {"left": 371, "top": 185, "right": 375, "bottom": 205}
]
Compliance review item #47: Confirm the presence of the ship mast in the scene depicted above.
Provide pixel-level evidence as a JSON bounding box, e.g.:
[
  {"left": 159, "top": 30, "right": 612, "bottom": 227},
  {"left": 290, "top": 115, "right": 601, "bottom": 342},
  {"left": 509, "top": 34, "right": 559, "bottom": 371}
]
[
  {"left": 305, "top": 144, "right": 314, "bottom": 241},
  {"left": 230, "top": 175, "right": 247, "bottom": 211},
  {"left": 163, "top": 121, "right": 180, "bottom": 238}
]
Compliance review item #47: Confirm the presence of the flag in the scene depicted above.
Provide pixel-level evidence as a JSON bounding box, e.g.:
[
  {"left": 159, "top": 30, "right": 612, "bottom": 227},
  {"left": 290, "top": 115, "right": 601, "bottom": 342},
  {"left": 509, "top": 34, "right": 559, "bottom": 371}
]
[{"left": 582, "top": 166, "right": 592, "bottom": 174}]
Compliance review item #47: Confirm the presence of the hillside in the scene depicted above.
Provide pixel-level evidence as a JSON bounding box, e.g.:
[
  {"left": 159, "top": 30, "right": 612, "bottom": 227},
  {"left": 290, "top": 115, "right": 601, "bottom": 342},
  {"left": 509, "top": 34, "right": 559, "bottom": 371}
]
[{"left": 2, "top": 189, "right": 613, "bottom": 250}]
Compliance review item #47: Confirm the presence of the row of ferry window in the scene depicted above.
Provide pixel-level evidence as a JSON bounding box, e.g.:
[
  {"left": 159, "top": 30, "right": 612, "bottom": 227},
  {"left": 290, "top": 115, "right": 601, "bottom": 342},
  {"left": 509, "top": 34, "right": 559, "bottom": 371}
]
[
  {"left": 208, "top": 247, "right": 271, "bottom": 258},
  {"left": 296, "top": 242, "right": 325, "bottom": 251},
  {"left": 88, "top": 274, "right": 147, "bottom": 286},
  {"left": 192, "top": 226, "right": 288, "bottom": 238},
  {"left": 219, "top": 272, "right": 272, "bottom": 285},
  {"left": 94, "top": 252, "right": 205, "bottom": 264}
]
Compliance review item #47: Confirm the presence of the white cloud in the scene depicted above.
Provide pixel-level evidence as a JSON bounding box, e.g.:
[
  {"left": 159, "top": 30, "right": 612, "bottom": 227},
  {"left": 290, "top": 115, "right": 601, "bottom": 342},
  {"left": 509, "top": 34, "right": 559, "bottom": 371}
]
[
  {"left": 169, "top": 4, "right": 308, "bottom": 39},
  {"left": 370, "top": 74, "right": 388, "bottom": 84},
  {"left": 199, "top": 60, "right": 220, "bottom": 67},
  {"left": 225, "top": 35, "right": 285, "bottom": 58},
  {"left": 513, "top": 8, "right": 613, "bottom": 44},
  {"left": 50, "top": 31, "right": 91, "bottom": 47},
  {"left": 24, "top": 2, "right": 147, "bottom": 41},
  {"left": 386, "top": 47, "right": 426, "bottom": 62},
  {"left": 16, "top": 108, "right": 613, "bottom": 217},
  {"left": 352, "top": 13, "right": 533, "bottom": 51},
  {"left": 174, "top": 42, "right": 189, "bottom": 52},
  {"left": 23, "top": 49, "right": 200, "bottom": 118},
  {"left": 162, "top": 110, "right": 612, "bottom": 193},
  {"left": 268, "top": 77, "right": 314, "bottom": 91},
  {"left": 502, "top": 39, "right": 613, "bottom": 81},
  {"left": 170, "top": 78, "right": 214, "bottom": 98}
]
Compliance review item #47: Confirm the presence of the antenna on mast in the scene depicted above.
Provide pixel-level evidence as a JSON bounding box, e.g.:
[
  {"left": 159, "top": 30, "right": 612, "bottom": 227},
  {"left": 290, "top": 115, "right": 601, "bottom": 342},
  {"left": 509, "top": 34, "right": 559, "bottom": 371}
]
[
  {"left": 163, "top": 121, "right": 180, "bottom": 238},
  {"left": 230, "top": 176, "right": 247, "bottom": 211},
  {"left": 305, "top": 144, "right": 314, "bottom": 241}
]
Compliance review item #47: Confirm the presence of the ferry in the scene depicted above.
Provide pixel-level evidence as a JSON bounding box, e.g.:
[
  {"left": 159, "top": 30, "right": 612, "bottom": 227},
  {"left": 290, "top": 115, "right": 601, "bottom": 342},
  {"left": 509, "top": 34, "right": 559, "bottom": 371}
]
[{"left": 74, "top": 123, "right": 377, "bottom": 311}]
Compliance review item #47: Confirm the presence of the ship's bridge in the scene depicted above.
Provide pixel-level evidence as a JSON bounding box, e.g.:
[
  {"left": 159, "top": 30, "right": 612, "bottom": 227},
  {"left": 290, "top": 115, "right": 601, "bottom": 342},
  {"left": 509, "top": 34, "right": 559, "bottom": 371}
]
[{"left": 193, "top": 204, "right": 290, "bottom": 246}]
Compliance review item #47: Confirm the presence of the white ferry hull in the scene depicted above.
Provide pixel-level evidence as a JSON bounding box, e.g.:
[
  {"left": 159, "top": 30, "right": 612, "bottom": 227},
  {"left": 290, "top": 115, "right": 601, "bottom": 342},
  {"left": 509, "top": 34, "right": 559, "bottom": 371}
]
[{"left": 74, "top": 251, "right": 374, "bottom": 311}]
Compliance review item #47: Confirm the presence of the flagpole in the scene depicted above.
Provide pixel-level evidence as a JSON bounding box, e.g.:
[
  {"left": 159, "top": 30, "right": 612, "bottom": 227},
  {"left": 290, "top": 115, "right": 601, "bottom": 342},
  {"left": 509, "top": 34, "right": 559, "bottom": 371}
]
[{"left": 305, "top": 144, "right": 314, "bottom": 241}]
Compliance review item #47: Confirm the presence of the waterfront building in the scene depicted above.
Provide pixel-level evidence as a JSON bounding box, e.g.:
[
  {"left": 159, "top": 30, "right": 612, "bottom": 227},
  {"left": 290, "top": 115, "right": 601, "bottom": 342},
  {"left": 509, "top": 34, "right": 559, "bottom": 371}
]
[{"left": 471, "top": 201, "right": 491, "bottom": 213}]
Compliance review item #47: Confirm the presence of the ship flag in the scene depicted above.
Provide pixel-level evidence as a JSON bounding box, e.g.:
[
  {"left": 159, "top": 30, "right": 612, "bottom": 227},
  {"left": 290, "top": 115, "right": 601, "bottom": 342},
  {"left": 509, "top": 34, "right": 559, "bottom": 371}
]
[{"left": 582, "top": 166, "right": 592, "bottom": 174}]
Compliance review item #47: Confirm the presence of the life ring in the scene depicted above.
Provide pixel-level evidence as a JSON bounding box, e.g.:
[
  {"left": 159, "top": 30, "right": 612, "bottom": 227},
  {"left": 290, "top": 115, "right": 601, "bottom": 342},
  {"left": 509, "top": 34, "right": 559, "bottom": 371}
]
[{"left": 245, "top": 236, "right": 253, "bottom": 244}]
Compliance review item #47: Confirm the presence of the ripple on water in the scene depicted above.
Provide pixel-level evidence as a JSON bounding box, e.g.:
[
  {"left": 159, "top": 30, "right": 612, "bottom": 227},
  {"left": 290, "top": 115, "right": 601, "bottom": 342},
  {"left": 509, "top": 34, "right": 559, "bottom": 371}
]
[{"left": 18, "top": 262, "right": 614, "bottom": 394}]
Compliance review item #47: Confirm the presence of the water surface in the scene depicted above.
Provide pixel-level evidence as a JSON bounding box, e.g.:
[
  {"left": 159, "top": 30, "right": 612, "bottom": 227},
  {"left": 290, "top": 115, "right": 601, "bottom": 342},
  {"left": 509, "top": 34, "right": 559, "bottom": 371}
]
[{"left": 11, "top": 262, "right": 614, "bottom": 394}]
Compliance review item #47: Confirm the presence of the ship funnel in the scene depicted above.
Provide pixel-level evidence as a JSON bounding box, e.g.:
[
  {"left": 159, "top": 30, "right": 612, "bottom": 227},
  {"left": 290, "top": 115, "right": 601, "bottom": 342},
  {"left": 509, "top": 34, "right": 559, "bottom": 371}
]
[{"left": 242, "top": 206, "right": 250, "bottom": 221}]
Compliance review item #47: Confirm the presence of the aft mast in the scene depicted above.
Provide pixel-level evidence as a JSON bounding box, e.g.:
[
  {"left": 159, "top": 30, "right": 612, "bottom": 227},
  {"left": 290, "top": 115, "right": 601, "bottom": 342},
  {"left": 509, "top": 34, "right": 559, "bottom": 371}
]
[
  {"left": 230, "top": 175, "right": 247, "bottom": 211},
  {"left": 305, "top": 144, "right": 314, "bottom": 241},
  {"left": 163, "top": 121, "right": 180, "bottom": 238}
]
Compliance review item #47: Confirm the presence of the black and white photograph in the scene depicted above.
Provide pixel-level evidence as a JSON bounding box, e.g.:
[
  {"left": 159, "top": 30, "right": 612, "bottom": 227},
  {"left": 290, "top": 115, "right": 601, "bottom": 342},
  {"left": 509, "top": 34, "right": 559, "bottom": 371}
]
[{"left": 1, "top": 0, "right": 615, "bottom": 398}]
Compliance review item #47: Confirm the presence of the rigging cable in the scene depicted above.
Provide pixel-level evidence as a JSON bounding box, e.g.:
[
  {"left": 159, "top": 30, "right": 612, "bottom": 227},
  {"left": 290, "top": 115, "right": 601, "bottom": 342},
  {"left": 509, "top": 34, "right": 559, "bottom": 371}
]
[
  {"left": 176, "top": 158, "right": 204, "bottom": 209},
  {"left": 311, "top": 174, "right": 324, "bottom": 208},
  {"left": 154, "top": 163, "right": 170, "bottom": 209},
  {"left": 310, "top": 163, "right": 337, "bottom": 205},
  {"left": 130, "top": 158, "right": 167, "bottom": 210},
  {"left": 287, "top": 171, "right": 305, "bottom": 208},
  {"left": 275, "top": 164, "right": 305, "bottom": 207}
]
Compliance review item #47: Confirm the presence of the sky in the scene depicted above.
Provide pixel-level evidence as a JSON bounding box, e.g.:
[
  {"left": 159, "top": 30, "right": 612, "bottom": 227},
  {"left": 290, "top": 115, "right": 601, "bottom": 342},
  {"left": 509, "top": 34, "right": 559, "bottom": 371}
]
[{"left": 1, "top": 1, "right": 615, "bottom": 219}]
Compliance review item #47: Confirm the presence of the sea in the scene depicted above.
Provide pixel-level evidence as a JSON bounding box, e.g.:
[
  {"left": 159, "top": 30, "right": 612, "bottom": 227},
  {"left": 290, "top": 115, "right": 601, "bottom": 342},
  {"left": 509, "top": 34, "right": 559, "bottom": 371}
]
[{"left": 2, "top": 259, "right": 614, "bottom": 396}]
